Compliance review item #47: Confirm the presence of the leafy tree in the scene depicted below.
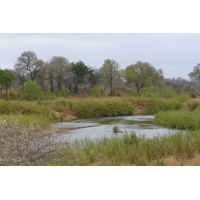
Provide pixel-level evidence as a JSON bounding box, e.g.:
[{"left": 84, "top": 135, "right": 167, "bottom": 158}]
[
  {"left": 0, "top": 69, "right": 15, "bottom": 95},
  {"left": 123, "top": 61, "right": 164, "bottom": 93},
  {"left": 188, "top": 63, "right": 200, "bottom": 81},
  {"left": 34, "top": 59, "right": 46, "bottom": 89},
  {"left": 99, "top": 59, "right": 120, "bottom": 96},
  {"left": 14, "top": 51, "right": 39, "bottom": 81},
  {"left": 45, "top": 61, "right": 55, "bottom": 93},
  {"left": 72, "top": 60, "right": 92, "bottom": 93},
  {"left": 19, "top": 81, "right": 43, "bottom": 100},
  {"left": 49, "top": 56, "right": 71, "bottom": 91}
]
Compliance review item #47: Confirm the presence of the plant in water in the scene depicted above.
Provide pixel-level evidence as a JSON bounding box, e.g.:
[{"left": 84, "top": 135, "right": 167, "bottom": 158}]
[{"left": 113, "top": 126, "right": 120, "bottom": 133}]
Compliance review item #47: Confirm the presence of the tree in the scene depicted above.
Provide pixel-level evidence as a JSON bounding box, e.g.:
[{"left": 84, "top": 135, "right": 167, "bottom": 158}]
[
  {"left": 45, "top": 61, "right": 55, "bottom": 93},
  {"left": 188, "top": 63, "right": 200, "bottom": 81},
  {"left": 0, "top": 69, "right": 15, "bottom": 95},
  {"left": 72, "top": 60, "right": 92, "bottom": 93},
  {"left": 99, "top": 59, "right": 120, "bottom": 96},
  {"left": 14, "top": 51, "right": 39, "bottom": 81},
  {"left": 35, "top": 60, "right": 47, "bottom": 89},
  {"left": 123, "top": 61, "right": 164, "bottom": 93},
  {"left": 49, "top": 56, "right": 71, "bottom": 91}
]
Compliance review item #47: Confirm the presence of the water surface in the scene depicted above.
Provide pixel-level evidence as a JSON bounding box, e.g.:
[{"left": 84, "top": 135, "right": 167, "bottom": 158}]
[{"left": 52, "top": 115, "right": 180, "bottom": 143}]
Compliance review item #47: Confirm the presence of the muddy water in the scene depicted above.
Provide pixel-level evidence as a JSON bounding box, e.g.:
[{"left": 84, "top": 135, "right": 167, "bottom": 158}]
[{"left": 52, "top": 115, "right": 180, "bottom": 143}]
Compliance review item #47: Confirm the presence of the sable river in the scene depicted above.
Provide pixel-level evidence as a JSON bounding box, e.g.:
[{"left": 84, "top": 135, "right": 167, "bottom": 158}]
[{"left": 52, "top": 115, "right": 180, "bottom": 143}]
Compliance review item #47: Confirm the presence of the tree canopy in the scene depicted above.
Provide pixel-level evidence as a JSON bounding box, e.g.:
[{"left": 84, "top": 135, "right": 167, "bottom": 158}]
[
  {"left": 99, "top": 59, "right": 120, "bottom": 96},
  {"left": 14, "top": 51, "right": 39, "bottom": 81},
  {"left": 0, "top": 69, "right": 15, "bottom": 94},
  {"left": 123, "top": 61, "right": 164, "bottom": 92},
  {"left": 188, "top": 63, "right": 200, "bottom": 81}
]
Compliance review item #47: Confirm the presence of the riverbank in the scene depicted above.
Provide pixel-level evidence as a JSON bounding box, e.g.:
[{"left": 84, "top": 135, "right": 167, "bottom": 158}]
[{"left": 1, "top": 97, "right": 200, "bottom": 166}]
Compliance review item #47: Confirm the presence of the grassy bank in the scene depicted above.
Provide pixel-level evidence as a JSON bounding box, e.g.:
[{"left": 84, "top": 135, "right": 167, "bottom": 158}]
[
  {"left": 154, "top": 101, "right": 200, "bottom": 130},
  {"left": 49, "top": 129, "right": 200, "bottom": 166},
  {"left": 1, "top": 97, "right": 199, "bottom": 166},
  {"left": 0, "top": 97, "right": 187, "bottom": 121}
]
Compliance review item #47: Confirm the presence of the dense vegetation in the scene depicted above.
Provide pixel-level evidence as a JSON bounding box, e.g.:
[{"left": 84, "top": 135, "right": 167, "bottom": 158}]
[{"left": 1, "top": 50, "right": 200, "bottom": 165}]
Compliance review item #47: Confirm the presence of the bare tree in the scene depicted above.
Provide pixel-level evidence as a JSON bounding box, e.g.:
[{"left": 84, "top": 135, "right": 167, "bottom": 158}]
[{"left": 0, "top": 120, "right": 66, "bottom": 166}]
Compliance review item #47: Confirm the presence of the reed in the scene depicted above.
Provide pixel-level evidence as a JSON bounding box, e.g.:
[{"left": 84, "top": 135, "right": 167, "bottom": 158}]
[
  {"left": 154, "top": 110, "right": 200, "bottom": 130},
  {"left": 50, "top": 129, "right": 200, "bottom": 166}
]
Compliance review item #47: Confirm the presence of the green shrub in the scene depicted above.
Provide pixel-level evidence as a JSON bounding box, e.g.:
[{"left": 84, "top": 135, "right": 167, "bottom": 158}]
[
  {"left": 142, "top": 85, "right": 176, "bottom": 98},
  {"left": 19, "top": 81, "right": 43, "bottom": 101},
  {"left": 57, "top": 87, "right": 71, "bottom": 98},
  {"left": 190, "top": 92, "right": 197, "bottom": 98},
  {"left": 71, "top": 99, "right": 134, "bottom": 118},
  {"left": 90, "top": 85, "right": 103, "bottom": 98},
  {"left": 130, "top": 91, "right": 140, "bottom": 97},
  {"left": 113, "top": 126, "right": 120, "bottom": 133}
]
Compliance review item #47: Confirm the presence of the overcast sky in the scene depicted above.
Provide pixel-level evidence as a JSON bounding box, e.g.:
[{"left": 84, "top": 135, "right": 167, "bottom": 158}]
[{"left": 0, "top": 33, "right": 199, "bottom": 80}]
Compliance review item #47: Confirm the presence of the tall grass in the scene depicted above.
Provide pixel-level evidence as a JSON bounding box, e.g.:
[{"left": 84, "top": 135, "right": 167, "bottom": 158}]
[
  {"left": 154, "top": 109, "right": 200, "bottom": 130},
  {"left": 70, "top": 99, "right": 134, "bottom": 118},
  {"left": 50, "top": 130, "right": 200, "bottom": 166}
]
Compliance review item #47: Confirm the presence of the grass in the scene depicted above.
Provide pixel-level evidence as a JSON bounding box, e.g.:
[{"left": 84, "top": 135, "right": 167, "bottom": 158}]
[
  {"left": 154, "top": 109, "right": 200, "bottom": 130},
  {"left": 1, "top": 96, "right": 200, "bottom": 166},
  {"left": 49, "top": 129, "right": 200, "bottom": 166}
]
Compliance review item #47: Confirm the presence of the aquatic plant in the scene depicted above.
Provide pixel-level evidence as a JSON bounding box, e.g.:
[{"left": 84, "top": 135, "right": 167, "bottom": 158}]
[{"left": 112, "top": 126, "right": 120, "bottom": 133}]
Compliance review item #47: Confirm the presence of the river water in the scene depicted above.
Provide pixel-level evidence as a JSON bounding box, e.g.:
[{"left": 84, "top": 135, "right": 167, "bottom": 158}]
[{"left": 52, "top": 115, "right": 180, "bottom": 143}]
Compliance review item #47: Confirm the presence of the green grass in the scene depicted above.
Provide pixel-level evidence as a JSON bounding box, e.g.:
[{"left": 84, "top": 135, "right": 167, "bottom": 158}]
[
  {"left": 0, "top": 97, "right": 200, "bottom": 166},
  {"left": 154, "top": 109, "right": 200, "bottom": 130},
  {"left": 0, "top": 114, "right": 51, "bottom": 127},
  {"left": 49, "top": 129, "right": 200, "bottom": 166}
]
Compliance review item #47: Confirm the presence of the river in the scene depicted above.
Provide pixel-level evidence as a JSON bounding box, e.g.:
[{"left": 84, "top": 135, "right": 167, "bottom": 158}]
[{"left": 52, "top": 115, "right": 180, "bottom": 143}]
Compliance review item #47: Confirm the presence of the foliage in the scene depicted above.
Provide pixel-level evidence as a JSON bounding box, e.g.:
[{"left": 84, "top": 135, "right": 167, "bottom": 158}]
[
  {"left": 72, "top": 60, "right": 93, "bottom": 92},
  {"left": 71, "top": 99, "right": 135, "bottom": 118},
  {"left": 123, "top": 61, "right": 164, "bottom": 92},
  {"left": 190, "top": 92, "right": 197, "bottom": 98},
  {"left": 50, "top": 129, "right": 200, "bottom": 166},
  {"left": 154, "top": 109, "right": 200, "bottom": 130},
  {"left": 99, "top": 59, "right": 121, "bottom": 96},
  {"left": 115, "top": 91, "right": 122, "bottom": 97},
  {"left": 56, "top": 87, "right": 71, "bottom": 98},
  {"left": 49, "top": 56, "right": 71, "bottom": 90},
  {"left": 113, "top": 126, "right": 120, "bottom": 133},
  {"left": 14, "top": 50, "right": 39, "bottom": 81},
  {"left": 188, "top": 63, "right": 200, "bottom": 81},
  {"left": 19, "top": 81, "right": 43, "bottom": 100},
  {"left": 90, "top": 85, "right": 103, "bottom": 97},
  {"left": 142, "top": 85, "right": 176, "bottom": 98},
  {"left": 0, "top": 69, "right": 15, "bottom": 94}
]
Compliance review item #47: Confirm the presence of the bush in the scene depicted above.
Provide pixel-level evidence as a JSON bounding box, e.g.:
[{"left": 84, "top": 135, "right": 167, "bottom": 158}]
[
  {"left": 0, "top": 120, "right": 64, "bottom": 165},
  {"left": 190, "top": 92, "right": 197, "bottom": 98},
  {"left": 19, "top": 81, "right": 43, "bottom": 101},
  {"left": 90, "top": 85, "right": 103, "bottom": 97},
  {"left": 142, "top": 85, "right": 176, "bottom": 98},
  {"left": 57, "top": 87, "right": 71, "bottom": 98}
]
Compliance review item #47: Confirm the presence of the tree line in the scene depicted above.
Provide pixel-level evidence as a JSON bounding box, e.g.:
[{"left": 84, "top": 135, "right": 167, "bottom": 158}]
[{"left": 1, "top": 50, "right": 200, "bottom": 95}]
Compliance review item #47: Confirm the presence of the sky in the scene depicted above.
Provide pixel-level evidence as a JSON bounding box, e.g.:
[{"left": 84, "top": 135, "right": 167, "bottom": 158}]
[{"left": 1, "top": 33, "right": 200, "bottom": 80}]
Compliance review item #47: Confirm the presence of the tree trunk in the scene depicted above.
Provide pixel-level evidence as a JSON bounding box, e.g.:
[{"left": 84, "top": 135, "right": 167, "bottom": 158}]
[
  {"left": 50, "top": 80, "right": 54, "bottom": 93},
  {"left": 109, "top": 78, "right": 115, "bottom": 96}
]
